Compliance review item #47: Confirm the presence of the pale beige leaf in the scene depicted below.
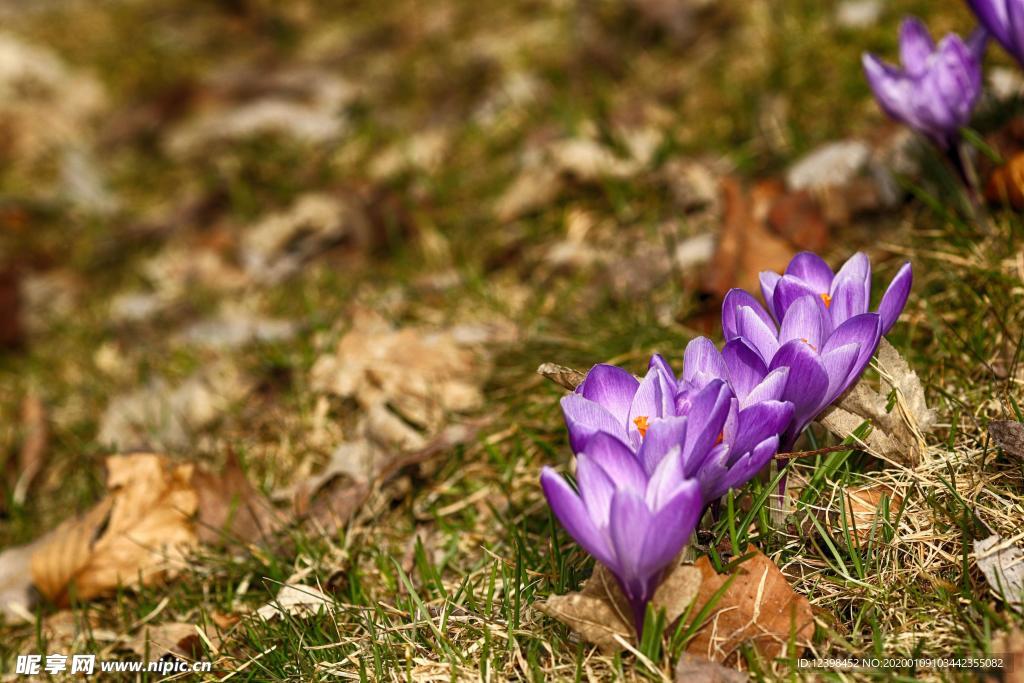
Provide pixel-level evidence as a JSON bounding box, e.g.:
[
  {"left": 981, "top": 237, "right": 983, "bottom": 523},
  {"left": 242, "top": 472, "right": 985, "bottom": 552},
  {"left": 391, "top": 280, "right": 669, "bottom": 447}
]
[
  {"left": 975, "top": 534, "right": 1024, "bottom": 606},
  {"left": 819, "top": 338, "right": 933, "bottom": 465},
  {"left": 30, "top": 453, "right": 198, "bottom": 605},
  {"left": 256, "top": 584, "right": 335, "bottom": 621}
]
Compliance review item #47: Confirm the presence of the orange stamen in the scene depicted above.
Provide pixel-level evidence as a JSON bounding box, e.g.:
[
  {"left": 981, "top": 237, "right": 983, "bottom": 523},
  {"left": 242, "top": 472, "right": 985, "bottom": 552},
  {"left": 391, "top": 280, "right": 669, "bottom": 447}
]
[
  {"left": 800, "top": 337, "right": 818, "bottom": 352},
  {"left": 820, "top": 292, "right": 832, "bottom": 309},
  {"left": 715, "top": 431, "right": 724, "bottom": 446},
  {"left": 633, "top": 415, "right": 649, "bottom": 438}
]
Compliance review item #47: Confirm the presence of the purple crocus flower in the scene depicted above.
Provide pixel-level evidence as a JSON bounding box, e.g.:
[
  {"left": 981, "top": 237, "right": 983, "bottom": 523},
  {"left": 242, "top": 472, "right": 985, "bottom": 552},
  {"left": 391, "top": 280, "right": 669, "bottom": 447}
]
[
  {"left": 968, "top": 0, "right": 1024, "bottom": 66},
  {"left": 540, "top": 421, "right": 702, "bottom": 633},
  {"left": 862, "top": 17, "right": 986, "bottom": 149},
  {"left": 562, "top": 361, "right": 792, "bottom": 503},
  {"left": 721, "top": 252, "right": 912, "bottom": 450}
]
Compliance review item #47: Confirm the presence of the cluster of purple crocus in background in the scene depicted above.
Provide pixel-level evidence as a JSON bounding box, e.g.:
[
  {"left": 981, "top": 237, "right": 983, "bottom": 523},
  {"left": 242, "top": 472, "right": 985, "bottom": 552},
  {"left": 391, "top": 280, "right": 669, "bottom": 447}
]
[
  {"left": 540, "top": 251, "right": 911, "bottom": 636},
  {"left": 863, "top": 1, "right": 1024, "bottom": 155}
]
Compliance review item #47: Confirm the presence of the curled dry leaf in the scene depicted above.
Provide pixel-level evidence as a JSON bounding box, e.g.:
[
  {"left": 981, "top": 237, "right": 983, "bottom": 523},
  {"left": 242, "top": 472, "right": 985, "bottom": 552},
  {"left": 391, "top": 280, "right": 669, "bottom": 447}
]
[
  {"left": 674, "top": 653, "right": 749, "bottom": 683},
  {"left": 256, "top": 584, "right": 335, "bottom": 621},
  {"left": 686, "top": 546, "right": 814, "bottom": 665},
  {"left": 989, "top": 420, "right": 1024, "bottom": 461},
  {"left": 538, "top": 558, "right": 702, "bottom": 652},
  {"left": 974, "top": 534, "right": 1024, "bottom": 606},
  {"left": 31, "top": 454, "right": 198, "bottom": 605},
  {"left": 536, "top": 362, "right": 586, "bottom": 391},
  {"left": 819, "top": 338, "right": 934, "bottom": 466},
  {"left": 827, "top": 483, "right": 902, "bottom": 545}
]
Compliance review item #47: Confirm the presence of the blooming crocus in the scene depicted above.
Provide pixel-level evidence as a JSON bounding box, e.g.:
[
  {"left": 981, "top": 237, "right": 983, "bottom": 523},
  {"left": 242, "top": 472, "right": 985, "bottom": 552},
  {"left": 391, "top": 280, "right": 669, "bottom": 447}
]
[
  {"left": 968, "top": 0, "right": 1024, "bottom": 67},
  {"left": 862, "top": 17, "right": 985, "bottom": 149},
  {"left": 562, "top": 361, "right": 792, "bottom": 503},
  {"left": 541, "top": 424, "right": 703, "bottom": 633},
  {"left": 721, "top": 252, "right": 912, "bottom": 450}
]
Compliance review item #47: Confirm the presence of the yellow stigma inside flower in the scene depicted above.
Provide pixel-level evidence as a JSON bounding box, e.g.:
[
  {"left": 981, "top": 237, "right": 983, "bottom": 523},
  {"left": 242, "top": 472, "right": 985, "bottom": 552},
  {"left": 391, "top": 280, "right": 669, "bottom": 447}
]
[
  {"left": 633, "top": 415, "right": 649, "bottom": 438},
  {"left": 800, "top": 337, "right": 818, "bottom": 351},
  {"left": 820, "top": 292, "right": 832, "bottom": 309},
  {"left": 715, "top": 431, "right": 724, "bottom": 446}
]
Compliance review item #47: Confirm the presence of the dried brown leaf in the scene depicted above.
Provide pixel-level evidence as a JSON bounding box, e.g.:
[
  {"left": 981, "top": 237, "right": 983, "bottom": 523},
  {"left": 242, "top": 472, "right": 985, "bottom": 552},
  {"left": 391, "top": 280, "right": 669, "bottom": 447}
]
[
  {"left": 536, "top": 362, "right": 586, "bottom": 391},
  {"left": 192, "top": 452, "right": 279, "bottom": 545},
  {"left": 819, "top": 338, "right": 934, "bottom": 466},
  {"left": 687, "top": 546, "right": 814, "bottom": 665},
  {"left": 974, "top": 534, "right": 1024, "bottom": 606},
  {"left": 30, "top": 453, "right": 198, "bottom": 605},
  {"left": 538, "top": 559, "right": 702, "bottom": 652},
  {"left": 702, "top": 177, "right": 795, "bottom": 299},
  {"left": 828, "top": 484, "right": 902, "bottom": 545},
  {"left": 990, "top": 420, "right": 1024, "bottom": 460}
]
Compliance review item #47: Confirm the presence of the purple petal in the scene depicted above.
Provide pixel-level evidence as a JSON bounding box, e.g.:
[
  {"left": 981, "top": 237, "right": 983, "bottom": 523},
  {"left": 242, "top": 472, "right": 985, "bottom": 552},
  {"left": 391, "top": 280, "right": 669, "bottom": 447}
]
[
  {"left": 967, "top": 26, "right": 990, "bottom": 63},
  {"left": 649, "top": 353, "right": 677, "bottom": 385},
  {"left": 778, "top": 295, "right": 825, "bottom": 351},
  {"left": 645, "top": 445, "right": 686, "bottom": 510},
  {"left": 773, "top": 275, "right": 830, "bottom": 329},
  {"left": 932, "top": 34, "right": 983, "bottom": 126},
  {"left": 823, "top": 312, "right": 882, "bottom": 395},
  {"left": 582, "top": 432, "right": 648, "bottom": 494},
  {"left": 576, "top": 454, "right": 615, "bottom": 528},
  {"left": 731, "top": 400, "right": 794, "bottom": 455},
  {"left": 742, "top": 367, "right": 790, "bottom": 407},
  {"left": 715, "top": 436, "right": 780, "bottom": 499},
  {"left": 829, "top": 252, "right": 870, "bottom": 324},
  {"left": 637, "top": 416, "right": 688, "bottom": 476},
  {"left": 899, "top": 17, "right": 936, "bottom": 76},
  {"left": 643, "top": 481, "right": 701, "bottom": 571},
  {"left": 785, "top": 252, "right": 834, "bottom": 293},
  {"left": 541, "top": 468, "right": 615, "bottom": 568},
  {"left": 1008, "top": 0, "right": 1024, "bottom": 64},
  {"left": 722, "top": 338, "right": 770, "bottom": 399},
  {"left": 722, "top": 289, "right": 775, "bottom": 341},
  {"left": 578, "top": 364, "right": 639, "bottom": 428},
  {"left": 694, "top": 443, "right": 732, "bottom": 501},
  {"left": 819, "top": 342, "right": 861, "bottom": 406},
  {"left": 878, "top": 262, "right": 912, "bottom": 334},
  {"left": 561, "top": 394, "right": 626, "bottom": 454},
  {"left": 760, "top": 272, "right": 783, "bottom": 322},
  {"left": 862, "top": 52, "right": 916, "bottom": 127},
  {"left": 969, "top": 0, "right": 1010, "bottom": 49},
  {"left": 682, "top": 337, "right": 727, "bottom": 384},
  {"left": 770, "top": 340, "right": 830, "bottom": 444},
  {"left": 681, "top": 381, "right": 731, "bottom": 472},
  {"left": 627, "top": 368, "right": 667, "bottom": 447},
  {"left": 608, "top": 490, "right": 656, "bottom": 600},
  {"left": 736, "top": 306, "right": 781, "bottom": 363}
]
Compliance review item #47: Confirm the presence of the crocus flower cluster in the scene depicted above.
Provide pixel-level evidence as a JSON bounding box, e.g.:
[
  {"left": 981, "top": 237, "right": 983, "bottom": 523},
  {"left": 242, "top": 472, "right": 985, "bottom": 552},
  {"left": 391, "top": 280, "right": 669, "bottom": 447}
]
[
  {"left": 862, "top": 17, "right": 986, "bottom": 149},
  {"left": 541, "top": 251, "right": 912, "bottom": 635}
]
